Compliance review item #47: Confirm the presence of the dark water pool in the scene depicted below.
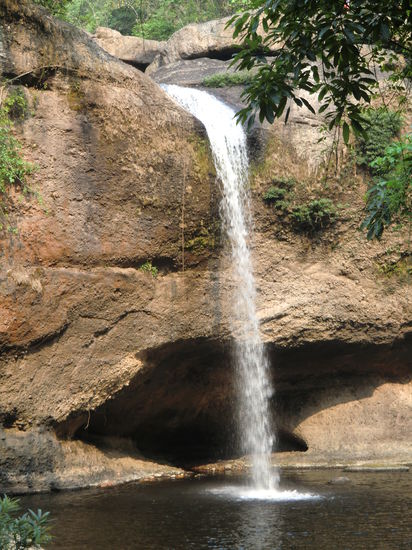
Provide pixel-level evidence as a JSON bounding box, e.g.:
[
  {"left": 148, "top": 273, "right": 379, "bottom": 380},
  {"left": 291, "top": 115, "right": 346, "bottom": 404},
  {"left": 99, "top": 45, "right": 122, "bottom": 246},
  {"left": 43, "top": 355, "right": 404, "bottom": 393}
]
[{"left": 20, "top": 469, "right": 412, "bottom": 549}]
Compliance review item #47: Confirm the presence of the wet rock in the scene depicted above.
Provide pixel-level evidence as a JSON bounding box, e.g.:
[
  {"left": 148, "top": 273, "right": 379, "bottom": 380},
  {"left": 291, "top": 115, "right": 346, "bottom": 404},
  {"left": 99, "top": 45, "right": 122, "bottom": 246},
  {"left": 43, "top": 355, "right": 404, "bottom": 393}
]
[{"left": 328, "top": 476, "right": 351, "bottom": 485}]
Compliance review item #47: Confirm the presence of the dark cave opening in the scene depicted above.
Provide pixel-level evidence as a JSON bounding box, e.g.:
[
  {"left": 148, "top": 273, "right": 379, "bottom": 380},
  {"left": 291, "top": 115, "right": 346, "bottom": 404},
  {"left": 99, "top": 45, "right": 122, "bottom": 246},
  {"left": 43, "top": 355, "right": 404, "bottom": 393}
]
[
  {"left": 186, "top": 47, "right": 242, "bottom": 62},
  {"left": 56, "top": 338, "right": 410, "bottom": 469},
  {"left": 57, "top": 338, "right": 310, "bottom": 468},
  {"left": 123, "top": 59, "right": 150, "bottom": 72}
]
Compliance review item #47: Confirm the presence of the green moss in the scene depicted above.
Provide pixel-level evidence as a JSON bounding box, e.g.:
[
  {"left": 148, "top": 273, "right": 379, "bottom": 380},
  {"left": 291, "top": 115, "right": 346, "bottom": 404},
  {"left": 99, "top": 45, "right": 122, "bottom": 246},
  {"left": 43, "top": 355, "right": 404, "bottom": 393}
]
[
  {"left": 190, "top": 134, "right": 215, "bottom": 180},
  {"left": 185, "top": 235, "right": 212, "bottom": 253},
  {"left": 202, "top": 71, "right": 252, "bottom": 88},
  {"left": 185, "top": 223, "right": 219, "bottom": 254}
]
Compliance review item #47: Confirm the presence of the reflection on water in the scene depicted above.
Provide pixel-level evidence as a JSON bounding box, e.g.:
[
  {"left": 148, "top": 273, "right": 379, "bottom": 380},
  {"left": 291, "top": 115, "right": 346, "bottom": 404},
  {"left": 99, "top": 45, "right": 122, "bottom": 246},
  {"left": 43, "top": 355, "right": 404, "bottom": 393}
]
[
  {"left": 236, "top": 498, "right": 283, "bottom": 550},
  {"left": 18, "top": 470, "right": 412, "bottom": 550}
]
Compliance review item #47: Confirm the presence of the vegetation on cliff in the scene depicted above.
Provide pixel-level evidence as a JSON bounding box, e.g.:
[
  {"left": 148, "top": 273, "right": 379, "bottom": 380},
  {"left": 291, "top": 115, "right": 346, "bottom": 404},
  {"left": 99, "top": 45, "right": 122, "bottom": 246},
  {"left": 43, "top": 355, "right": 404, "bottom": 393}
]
[
  {"left": 22, "top": 1, "right": 412, "bottom": 242},
  {"left": 352, "top": 107, "right": 410, "bottom": 240},
  {"left": 361, "top": 133, "right": 411, "bottom": 240},
  {"left": 0, "top": 87, "right": 35, "bottom": 232},
  {"left": 202, "top": 71, "right": 253, "bottom": 88}
]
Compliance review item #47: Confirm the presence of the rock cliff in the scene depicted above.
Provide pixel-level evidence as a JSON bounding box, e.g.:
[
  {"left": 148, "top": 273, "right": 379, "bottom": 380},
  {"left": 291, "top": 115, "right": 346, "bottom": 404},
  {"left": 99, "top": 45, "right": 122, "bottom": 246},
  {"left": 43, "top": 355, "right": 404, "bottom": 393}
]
[{"left": 0, "top": 1, "right": 410, "bottom": 493}]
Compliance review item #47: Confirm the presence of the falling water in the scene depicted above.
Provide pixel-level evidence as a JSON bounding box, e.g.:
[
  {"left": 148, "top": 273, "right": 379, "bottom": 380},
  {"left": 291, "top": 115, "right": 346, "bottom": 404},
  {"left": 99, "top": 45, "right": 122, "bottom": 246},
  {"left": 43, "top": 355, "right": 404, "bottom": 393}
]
[{"left": 162, "top": 85, "right": 278, "bottom": 490}]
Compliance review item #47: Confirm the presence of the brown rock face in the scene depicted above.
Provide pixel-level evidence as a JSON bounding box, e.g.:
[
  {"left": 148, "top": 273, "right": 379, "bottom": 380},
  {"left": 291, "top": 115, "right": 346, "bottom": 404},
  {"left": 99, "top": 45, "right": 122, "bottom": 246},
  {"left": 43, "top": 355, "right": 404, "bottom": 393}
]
[
  {"left": 93, "top": 27, "right": 164, "bottom": 70},
  {"left": 0, "top": 1, "right": 411, "bottom": 493}
]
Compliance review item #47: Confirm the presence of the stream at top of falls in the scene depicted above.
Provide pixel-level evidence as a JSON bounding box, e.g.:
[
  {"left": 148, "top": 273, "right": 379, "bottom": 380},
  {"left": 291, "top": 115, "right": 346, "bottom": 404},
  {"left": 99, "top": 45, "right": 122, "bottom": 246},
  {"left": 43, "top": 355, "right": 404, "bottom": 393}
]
[{"left": 161, "top": 84, "right": 280, "bottom": 496}]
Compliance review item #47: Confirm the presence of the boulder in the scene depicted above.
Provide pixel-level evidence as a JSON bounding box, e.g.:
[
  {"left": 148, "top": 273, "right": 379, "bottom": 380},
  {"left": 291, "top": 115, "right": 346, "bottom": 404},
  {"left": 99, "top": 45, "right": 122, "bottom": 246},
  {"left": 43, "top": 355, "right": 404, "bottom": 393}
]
[
  {"left": 146, "top": 15, "right": 279, "bottom": 74},
  {"left": 93, "top": 26, "right": 164, "bottom": 70}
]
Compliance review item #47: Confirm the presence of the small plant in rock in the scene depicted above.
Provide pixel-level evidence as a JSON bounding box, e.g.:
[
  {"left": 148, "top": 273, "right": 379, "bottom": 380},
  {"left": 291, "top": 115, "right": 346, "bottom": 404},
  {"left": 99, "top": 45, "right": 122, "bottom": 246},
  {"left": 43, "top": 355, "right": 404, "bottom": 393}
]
[
  {"left": 139, "top": 261, "right": 158, "bottom": 277},
  {"left": 290, "top": 198, "right": 338, "bottom": 232},
  {"left": 377, "top": 256, "right": 411, "bottom": 279},
  {"left": 0, "top": 495, "right": 51, "bottom": 549}
]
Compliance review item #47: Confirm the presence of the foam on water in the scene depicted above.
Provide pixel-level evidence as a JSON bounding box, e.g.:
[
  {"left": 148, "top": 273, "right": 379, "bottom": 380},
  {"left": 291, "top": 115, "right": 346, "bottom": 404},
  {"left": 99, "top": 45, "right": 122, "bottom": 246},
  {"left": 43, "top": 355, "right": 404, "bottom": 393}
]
[{"left": 207, "top": 486, "right": 321, "bottom": 502}]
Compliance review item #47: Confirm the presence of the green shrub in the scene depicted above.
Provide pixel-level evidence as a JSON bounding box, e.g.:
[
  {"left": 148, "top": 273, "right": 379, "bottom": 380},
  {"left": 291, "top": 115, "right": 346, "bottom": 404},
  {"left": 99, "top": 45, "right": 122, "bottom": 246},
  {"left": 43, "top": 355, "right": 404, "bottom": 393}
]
[
  {"left": 355, "top": 108, "right": 402, "bottom": 172},
  {"left": 263, "top": 186, "right": 288, "bottom": 204},
  {"left": 2, "top": 89, "right": 29, "bottom": 121},
  {"left": 0, "top": 495, "right": 51, "bottom": 549},
  {"left": 202, "top": 71, "right": 252, "bottom": 88},
  {"left": 262, "top": 177, "right": 296, "bottom": 211},
  {"left": 291, "top": 198, "right": 337, "bottom": 232},
  {"left": 139, "top": 261, "right": 158, "bottom": 277}
]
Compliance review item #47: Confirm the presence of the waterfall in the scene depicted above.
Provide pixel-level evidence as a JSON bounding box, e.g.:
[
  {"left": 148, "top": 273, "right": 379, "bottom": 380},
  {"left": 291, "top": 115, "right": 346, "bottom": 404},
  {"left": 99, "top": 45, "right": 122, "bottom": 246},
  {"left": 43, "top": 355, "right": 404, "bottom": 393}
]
[{"left": 162, "top": 84, "right": 278, "bottom": 490}]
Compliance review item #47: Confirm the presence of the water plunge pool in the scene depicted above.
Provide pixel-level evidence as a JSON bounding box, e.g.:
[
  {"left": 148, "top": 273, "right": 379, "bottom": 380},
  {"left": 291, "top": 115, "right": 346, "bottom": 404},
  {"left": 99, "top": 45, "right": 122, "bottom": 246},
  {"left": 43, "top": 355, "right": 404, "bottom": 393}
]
[{"left": 20, "top": 469, "right": 412, "bottom": 549}]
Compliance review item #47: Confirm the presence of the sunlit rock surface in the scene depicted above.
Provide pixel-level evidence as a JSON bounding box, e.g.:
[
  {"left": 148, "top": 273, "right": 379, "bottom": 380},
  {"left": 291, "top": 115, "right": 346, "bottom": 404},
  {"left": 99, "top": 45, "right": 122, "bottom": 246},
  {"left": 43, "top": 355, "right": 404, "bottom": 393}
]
[{"left": 93, "top": 26, "right": 164, "bottom": 71}]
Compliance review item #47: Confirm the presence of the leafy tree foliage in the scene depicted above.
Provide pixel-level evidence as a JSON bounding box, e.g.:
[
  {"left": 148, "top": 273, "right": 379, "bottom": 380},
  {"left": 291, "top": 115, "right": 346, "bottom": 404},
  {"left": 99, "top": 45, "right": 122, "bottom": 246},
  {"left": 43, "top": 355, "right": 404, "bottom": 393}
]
[
  {"left": 32, "top": 0, "right": 71, "bottom": 17},
  {"left": 229, "top": 0, "right": 411, "bottom": 135},
  {"left": 361, "top": 134, "right": 411, "bottom": 240},
  {"left": 34, "top": 0, "right": 251, "bottom": 37},
  {"left": 229, "top": 1, "right": 411, "bottom": 239},
  {"left": 132, "top": 0, "right": 250, "bottom": 41},
  {"left": 355, "top": 108, "right": 402, "bottom": 171},
  {"left": 108, "top": 6, "right": 137, "bottom": 35}
]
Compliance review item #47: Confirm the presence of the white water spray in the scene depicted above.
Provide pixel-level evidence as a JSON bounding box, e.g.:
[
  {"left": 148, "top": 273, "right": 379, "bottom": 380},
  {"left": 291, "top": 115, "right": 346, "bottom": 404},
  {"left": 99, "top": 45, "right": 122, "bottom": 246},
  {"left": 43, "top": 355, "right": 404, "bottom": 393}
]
[{"left": 162, "top": 85, "right": 277, "bottom": 490}]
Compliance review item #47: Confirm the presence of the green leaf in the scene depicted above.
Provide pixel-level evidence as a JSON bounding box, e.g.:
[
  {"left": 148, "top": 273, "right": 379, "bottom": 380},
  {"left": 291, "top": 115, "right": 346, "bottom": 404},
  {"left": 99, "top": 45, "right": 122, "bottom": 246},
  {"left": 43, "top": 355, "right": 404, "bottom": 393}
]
[
  {"left": 318, "top": 87, "right": 328, "bottom": 102},
  {"left": 284, "top": 106, "right": 291, "bottom": 124},
  {"left": 342, "top": 121, "right": 350, "bottom": 144},
  {"left": 300, "top": 97, "right": 316, "bottom": 114}
]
